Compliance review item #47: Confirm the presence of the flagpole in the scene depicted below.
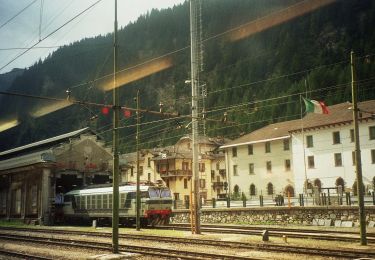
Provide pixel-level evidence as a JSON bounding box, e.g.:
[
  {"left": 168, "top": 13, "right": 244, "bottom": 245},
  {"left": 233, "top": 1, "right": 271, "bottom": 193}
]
[{"left": 300, "top": 94, "right": 308, "bottom": 196}]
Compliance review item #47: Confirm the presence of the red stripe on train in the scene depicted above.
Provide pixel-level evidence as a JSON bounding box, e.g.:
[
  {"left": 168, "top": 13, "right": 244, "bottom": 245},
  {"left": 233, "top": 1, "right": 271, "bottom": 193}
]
[{"left": 145, "top": 209, "right": 172, "bottom": 218}]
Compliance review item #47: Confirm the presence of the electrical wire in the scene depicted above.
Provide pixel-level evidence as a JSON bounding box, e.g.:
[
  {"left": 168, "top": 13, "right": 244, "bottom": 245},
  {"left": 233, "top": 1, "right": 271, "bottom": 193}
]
[
  {"left": 0, "top": 0, "right": 38, "bottom": 30},
  {"left": 0, "top": 0, "right": 103, "bottom": 72}
]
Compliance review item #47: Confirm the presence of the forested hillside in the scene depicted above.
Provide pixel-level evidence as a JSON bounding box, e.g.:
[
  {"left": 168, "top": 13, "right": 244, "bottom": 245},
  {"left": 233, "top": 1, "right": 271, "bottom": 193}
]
[{"left": 0, "top": 0, "right": 374, "bottom": 152}]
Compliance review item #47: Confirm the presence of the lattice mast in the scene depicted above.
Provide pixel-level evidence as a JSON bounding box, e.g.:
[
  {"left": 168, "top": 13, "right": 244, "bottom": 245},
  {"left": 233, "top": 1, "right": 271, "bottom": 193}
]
[{"left": 190, "top": 0, "right": 201, "bottom": 234}]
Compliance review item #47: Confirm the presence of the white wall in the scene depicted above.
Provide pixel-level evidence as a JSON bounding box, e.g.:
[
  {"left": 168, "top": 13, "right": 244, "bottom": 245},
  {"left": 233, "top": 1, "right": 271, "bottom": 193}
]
[
  {"left": 292, "top": 121, "right": 375, "bottom": 194},
  {"left": 226, "top": 138, "right": 294, "bottom": 198}
]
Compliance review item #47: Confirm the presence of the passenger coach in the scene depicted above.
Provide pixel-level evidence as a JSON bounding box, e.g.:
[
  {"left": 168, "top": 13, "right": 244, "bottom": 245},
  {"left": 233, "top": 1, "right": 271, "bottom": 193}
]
[{"left": 62, "top": 184, "right": 173, "bottom": 226}]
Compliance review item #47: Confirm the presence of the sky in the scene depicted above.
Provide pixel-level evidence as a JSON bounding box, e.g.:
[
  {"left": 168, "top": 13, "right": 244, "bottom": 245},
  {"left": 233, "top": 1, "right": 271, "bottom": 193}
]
[{"left": 0, "top": 0, "right": 186, "bottom": 74}]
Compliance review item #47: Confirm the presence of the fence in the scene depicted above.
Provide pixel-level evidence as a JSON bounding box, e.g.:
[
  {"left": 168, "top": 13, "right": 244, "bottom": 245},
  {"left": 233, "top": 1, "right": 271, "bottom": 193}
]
[{"left": 173, "top": 192, "right": 375, "bottom": 209}]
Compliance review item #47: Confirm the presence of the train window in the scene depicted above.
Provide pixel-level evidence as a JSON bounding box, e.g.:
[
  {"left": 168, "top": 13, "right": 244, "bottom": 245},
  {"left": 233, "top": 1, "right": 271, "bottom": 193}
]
[
  {"left": 87, "top": 196, "right": 92, "bottom": 209},
  {"left": 96, "top": 195, "right": 102, "bottom": 209},
  {"left": 120, "top": 193, "right": 126, "bottom": 208},
  {"left": 124, "top": 192, "right": 135, "bottom": 208},
  {"left": 149, "top": 188, "right": 160, "bottom": 198},
  {"left": 141, "top": 191, "right": 149, "bottom": 198},
  {"left": 80, "top": 196, "right": 86, "bottom": 209},
  {"left": 109, "top": 194, "right": 113, "bottom": 209},
  {"left": 161, "top": 189, "right": 172, "bottom": 198},
  {"left": 92, "top": 195, "right": 96, "bottom": 209},
  {"left": 103, "top": 194, "right": 108, "bottom": 209}
]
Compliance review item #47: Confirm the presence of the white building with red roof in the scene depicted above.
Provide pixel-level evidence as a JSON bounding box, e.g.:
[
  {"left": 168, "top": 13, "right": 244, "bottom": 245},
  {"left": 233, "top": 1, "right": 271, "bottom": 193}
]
[{"left": 221, "top": 100, "right": 375, "bottom": 199}]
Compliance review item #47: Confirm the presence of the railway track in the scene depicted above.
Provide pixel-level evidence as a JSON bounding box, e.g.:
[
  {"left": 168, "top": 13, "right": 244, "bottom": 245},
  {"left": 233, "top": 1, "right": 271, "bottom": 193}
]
[
  {"left": 157, "top": 223, "right": 375, "bottom": 243},
  {"left": 0, "top": 248, "right": 53, "bottom": 260},
  {"left": 0, "top": 226, "right": 374, "bottom": 259},
  {"left": 0, "top": 232, "right": 260, "bottom": 260}
]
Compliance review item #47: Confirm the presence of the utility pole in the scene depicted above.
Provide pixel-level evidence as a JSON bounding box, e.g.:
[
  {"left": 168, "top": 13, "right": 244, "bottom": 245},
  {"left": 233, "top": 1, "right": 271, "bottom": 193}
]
[
  {"left": 112, "top": 0, "right": 119, "bottom": 253},
  {"left": 351, "top": 50, "right": 367, "bottom": 245},
  {"left": 190, "top": 0, "right": 201, "bottom": 234},
  {"left": 136, "top": 90, "right": 141, "bottom": 231}
]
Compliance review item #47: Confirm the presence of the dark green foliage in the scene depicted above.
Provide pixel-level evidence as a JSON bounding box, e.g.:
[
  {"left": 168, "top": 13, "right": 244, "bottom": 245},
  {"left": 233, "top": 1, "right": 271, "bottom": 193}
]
[{"left": 1, "top": 0, "right": 375, "bottom": 152}]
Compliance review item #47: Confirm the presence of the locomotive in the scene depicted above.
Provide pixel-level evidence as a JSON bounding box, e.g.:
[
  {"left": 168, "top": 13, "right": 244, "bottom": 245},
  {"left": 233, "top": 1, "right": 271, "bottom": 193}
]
[{"left": 60, "top": 183, "right": 173, "bottom": 226}]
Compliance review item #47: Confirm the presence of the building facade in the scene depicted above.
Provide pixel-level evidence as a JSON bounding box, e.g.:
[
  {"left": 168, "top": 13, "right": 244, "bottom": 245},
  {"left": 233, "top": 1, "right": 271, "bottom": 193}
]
[
  {"left": 119, "top": 150, "right": 163, "bottom": 184},
  {"left": 221, "top": 120, "right": 297, "bottom": 199},
  {"left": 291, "top": 100, "right": 375, "bottom": 195},
  {"left": 221, "top": 100, "right": 375, "bottom": 199},
  {"left": 0, "top": 128, "right": 112, "bottom": 224},
  {"left": 152, "top": 135, "right": 226, "bottom": 207}
]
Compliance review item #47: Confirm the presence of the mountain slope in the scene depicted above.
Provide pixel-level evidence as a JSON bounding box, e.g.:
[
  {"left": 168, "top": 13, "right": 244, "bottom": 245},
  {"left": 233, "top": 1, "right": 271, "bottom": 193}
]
[{"left": 0, "top": 0, "right": 374, "bottom": 152}]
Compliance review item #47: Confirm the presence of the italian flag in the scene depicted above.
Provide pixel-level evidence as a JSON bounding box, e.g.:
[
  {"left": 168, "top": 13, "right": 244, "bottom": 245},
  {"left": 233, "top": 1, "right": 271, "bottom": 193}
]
[{"left": 303, "top": 97, "right": 329, "bottom": 114}]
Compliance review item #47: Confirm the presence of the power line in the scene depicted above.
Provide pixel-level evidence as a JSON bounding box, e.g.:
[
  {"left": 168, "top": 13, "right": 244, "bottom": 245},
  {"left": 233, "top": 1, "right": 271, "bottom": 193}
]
[
  {"left": 0, "top": 0, "right": 38, "bottom": 30},
  {"left": 205, "top": 77, "right": 375, "bottom": 114},
  {"left": 0, "top": 0, "right": 103, "bottom": 72}
]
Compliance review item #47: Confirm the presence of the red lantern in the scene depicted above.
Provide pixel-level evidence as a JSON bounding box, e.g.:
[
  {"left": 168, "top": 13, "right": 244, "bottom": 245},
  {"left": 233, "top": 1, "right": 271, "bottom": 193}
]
[
  {"left": 123, "top": 109, "right": 131, "bottom": 118},
  {"left": 101, "top": 106, "right": 110, "bottom": 115}
]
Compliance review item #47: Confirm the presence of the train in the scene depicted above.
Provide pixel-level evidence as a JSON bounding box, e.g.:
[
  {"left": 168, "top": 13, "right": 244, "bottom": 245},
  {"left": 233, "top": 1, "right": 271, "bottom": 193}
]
[{"left": 59, "top": 183, "right": 173, "bottom": 226}]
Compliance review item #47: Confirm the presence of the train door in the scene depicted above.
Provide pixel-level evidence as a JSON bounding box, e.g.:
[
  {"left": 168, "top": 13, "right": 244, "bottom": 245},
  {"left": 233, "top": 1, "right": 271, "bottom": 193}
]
[{"left": 124, "top": 192, "right": 135, "bottom": 215}]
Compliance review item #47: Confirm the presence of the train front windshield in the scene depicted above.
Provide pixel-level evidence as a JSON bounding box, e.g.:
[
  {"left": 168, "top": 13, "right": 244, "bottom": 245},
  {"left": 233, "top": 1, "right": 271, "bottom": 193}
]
[{"left": 148, "top": 187, "right": 172, "bottom": 198}]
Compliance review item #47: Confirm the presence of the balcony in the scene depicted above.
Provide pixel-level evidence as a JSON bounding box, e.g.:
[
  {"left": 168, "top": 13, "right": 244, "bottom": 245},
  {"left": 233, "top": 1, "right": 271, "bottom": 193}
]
[
  {"left": 219, "top": 169, "right": 226, "bottom": 177},
  {"left": 212, "top": 181, "right": 224, "bottom": 189},
  {"left": 159, "top": 169, "right": 192, "bottom": 178}
]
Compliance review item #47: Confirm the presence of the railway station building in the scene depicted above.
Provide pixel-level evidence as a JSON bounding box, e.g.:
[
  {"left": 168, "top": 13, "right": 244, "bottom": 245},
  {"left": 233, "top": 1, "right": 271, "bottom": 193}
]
[
  {"left": 221, "top": 120, "right": 297, "bottom": 200},
  {"left": 221, "top": 99, "right": 375, "bottom": 200},
  {"left": 291, "top": 100, "right": 375, "bottom": 195},
  {"left": 0, "top": 128, "right": 113, "bottom": 225}
]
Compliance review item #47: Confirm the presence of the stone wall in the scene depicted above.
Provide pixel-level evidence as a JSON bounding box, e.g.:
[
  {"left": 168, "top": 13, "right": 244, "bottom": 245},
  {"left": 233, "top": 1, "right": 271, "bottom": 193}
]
[{"left": 171, "top": 206, "right": 375, "bottom": 227}]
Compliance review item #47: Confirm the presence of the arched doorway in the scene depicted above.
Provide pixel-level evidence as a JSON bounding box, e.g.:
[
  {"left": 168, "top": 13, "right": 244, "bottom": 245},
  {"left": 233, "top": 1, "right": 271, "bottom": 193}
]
[
  {"left": 352, "top": 180, "right": 365, "bottom": 196},
  {"left": 233, "top": 184, "right": 240, "bottom": 198},
  {"left": 313, "top": 178, "right": 322, "bottom": 192},
  {"left": 335, "top": 177, "right": 345, "bottom": 194},
  {"left": 249, "top": 184, "right": 256, "bottom": 196},
  {"left": 284, "top": 185, "right": 295, "bottom": 197},
  {"left": 267, "top": 182, "right": 274, "bottom": 195}
]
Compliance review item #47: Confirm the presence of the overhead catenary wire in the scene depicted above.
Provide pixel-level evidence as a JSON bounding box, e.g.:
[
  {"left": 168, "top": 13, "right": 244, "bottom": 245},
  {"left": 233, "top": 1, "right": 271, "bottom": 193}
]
[
  {"left": 0, "top": 0, "right": 38, "bottom": 30},
  {"left": 0, "top": 0, "right": 103, "bottom": 72},
  {"left": 1, "top": 75, "right": 374, "bottom": 133}
]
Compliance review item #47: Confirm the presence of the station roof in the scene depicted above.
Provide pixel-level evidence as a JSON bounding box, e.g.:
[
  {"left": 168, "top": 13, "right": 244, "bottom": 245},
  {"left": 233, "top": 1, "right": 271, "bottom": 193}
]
[
  {"left": 0, "top": 149, "right": 55, "bottom": 172},
  {"left": 221, "top": 99, "right": 375, "bottom": 149},
  {"left": 221, "top": 119, "right": 299, "bottom": 149},
  {"left": 0, "top": 127, "right": 99, "bottom": 160},
  {"left": 289, "top": 100, "right": 375, "bottom": 132}
]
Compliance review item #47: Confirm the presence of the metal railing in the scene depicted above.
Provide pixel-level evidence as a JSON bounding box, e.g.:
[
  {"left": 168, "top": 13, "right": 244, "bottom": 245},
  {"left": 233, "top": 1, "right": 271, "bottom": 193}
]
[{"left": 173, "top": 192, "right": 375, "bottom": 209}]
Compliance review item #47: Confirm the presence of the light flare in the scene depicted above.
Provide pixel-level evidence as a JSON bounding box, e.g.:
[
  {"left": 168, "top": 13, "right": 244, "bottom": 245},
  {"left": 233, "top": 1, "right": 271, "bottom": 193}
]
[
  {"left": 30, "top": 99, "right": 72, "bottom": 118},
  {"left": 101, "top": 57, "right": 173, "bottom": 91},
  {"left": 0, "top": 119, "right": 19, "bottom": 132},
  {"left": 228, "top": 0, "right": 336, "bottom": 42}
]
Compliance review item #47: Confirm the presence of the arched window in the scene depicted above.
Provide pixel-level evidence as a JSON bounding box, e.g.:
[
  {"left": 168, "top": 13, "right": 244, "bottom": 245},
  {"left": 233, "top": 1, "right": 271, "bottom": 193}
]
[
  {"left": 314, "top": 178, "right": 322, "bottom": 192},
  {"left": 249, "top": 184, "right": 256, "bottom": 196},
  {"left": 335, "top": 177, "right": 345, "bottom": 193},
  {"left": 267, "top": 182, "right": 274, "bottom": 195},
  {"left": 284, "top": 185, "right": 295, "bottom": 197},
  {"left": 352, "top": 180, "right": 365, "bottom": 196},
  {"left": 304, "top": 180, "right": 313, "bottom": 192},
  {"left": 233, "top": 184, "right": 240, "bottom": 199}
]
